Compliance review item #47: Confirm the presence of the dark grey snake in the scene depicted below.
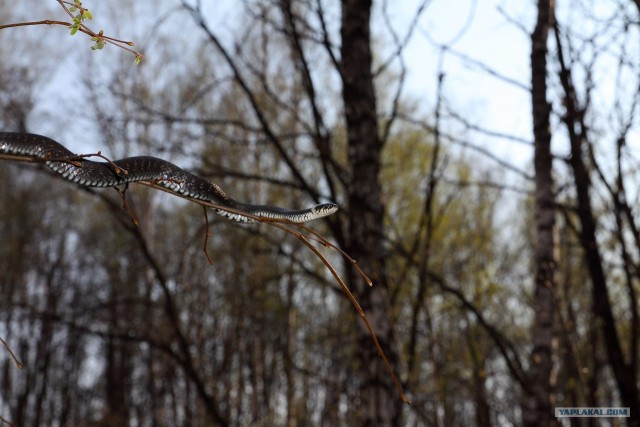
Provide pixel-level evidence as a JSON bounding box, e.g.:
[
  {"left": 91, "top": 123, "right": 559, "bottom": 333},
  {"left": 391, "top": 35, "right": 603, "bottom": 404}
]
[{"left": 0, "top": 132, "right": 338, "bottom": 223}]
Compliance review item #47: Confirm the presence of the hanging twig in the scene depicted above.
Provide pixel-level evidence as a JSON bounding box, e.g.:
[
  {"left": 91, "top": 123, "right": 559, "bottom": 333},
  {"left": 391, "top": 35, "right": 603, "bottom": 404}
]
[
  {"left": 201, "top": 206, "right": 215, "bottom": 265},
  {"left": 0, "top": 149, "right": 411, "bottom": 404}
]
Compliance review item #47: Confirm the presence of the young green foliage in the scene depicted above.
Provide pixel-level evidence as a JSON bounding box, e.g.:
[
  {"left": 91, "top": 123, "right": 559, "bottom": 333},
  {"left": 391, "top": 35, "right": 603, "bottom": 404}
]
[
  {"left": 60, "top": 0, "right": 143, "bottom": 62},
  {"left": 68, "top": 0, "right": 92, "bottom": 36}
]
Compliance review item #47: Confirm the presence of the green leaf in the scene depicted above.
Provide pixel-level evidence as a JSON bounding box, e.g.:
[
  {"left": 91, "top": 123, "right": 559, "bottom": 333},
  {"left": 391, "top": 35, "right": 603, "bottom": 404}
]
[
  {"left": 90, "top": 39, "right": 105, "bottom": 50},
  {"left": 70, "top": 25, "right": 79, "bottom": 35},
  {"left": 134, "top": 55, "right": 142, "bottom": 65},
  {"left": 83, "top": 10, "right": 93, "bottom": 20}
]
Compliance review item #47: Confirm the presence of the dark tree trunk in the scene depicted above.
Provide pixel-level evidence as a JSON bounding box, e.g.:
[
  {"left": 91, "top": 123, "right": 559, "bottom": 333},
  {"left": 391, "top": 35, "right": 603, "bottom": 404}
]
[
  {"left": 566, "top": 117, "right": 640, "bottom": 425},
  {"left": 525, "top": 0, "right": 557, "bottom": 425},
  {"left": 340, "top": 0, "right": 403, "bottom": 425},
  {"left": 552, "top": 12, "right": 640, "bottom": 424}
]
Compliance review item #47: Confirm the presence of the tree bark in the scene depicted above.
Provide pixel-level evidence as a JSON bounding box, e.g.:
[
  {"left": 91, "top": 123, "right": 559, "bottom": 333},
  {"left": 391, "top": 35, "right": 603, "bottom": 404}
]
[
  {"left": 566, "top": 114, "right": 640, "bottom": 425},
  {"left": 552, "top": 12, "right": 640, "bottom": 424},
  {"left": 340, "top": 0, "right": 403, "bottom": 425},
  {"left": 525, "top": 0, "right": 557, "bottom": 425}
]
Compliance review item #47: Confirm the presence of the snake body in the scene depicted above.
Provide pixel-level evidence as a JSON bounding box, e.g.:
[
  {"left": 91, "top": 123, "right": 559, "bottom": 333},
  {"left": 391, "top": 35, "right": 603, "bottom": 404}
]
[{"left": 0, "top": 132, "right": 338, "bottom": 223}]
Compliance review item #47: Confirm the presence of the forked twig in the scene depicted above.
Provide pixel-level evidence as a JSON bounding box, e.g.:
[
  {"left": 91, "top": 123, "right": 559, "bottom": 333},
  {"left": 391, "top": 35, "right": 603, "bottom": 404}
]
[
  {"left": 74, "top": 151, "right": 129, "bottom": 175},
  {"left": 160, "top": 192, "right": 410, "bottom": 404},
  {"left": 0, "top": 151, "right": 410, "bottom": 404},
  {"left": 287, "top": 222, "right": 373, "bottom": 287},
  {"left": 113, "top": 184, "right": 139, "bottom": 226},
  {"left": 0, "top": 3, "right": 145, "bottom": 63},
  {"left": 271, "top": 222, "right": 410, "bottom": 404},
  {"left": 47, "top": 151, "right": 130, "bottom": 176}
]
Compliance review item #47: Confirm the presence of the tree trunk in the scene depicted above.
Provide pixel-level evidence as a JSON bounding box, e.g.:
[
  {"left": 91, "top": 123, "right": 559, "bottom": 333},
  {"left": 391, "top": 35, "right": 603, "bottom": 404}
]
[
  {"left": 340, "top": 0, "right": 403, "bottom": 425},
  {"left": 567, "top": 116, "right": 640, "bottom": 425},
  {"left": 525, "top": 0, "right": 557, "bottom": 425},
  {"left": 552, "top": 13, "right": 640, "bottom": 424}
]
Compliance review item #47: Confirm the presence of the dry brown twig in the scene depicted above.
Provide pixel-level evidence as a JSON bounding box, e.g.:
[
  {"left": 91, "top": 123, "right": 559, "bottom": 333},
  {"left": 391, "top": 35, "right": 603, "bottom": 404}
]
[
  {"left": 0, "top": 0, "right": 411, "bottom": 413},
  {"left": 0, "top": 149, "right": 411, "bottom": 404},
  {"left": 201, "top": 206, "right": 215, "bottom": 265},
  {"left": 0, "top": 0, "right": 144, "bottom": 63},
  {"left": 137, "top": 182, "right": 411, "bottom": 404},
  {"left": 0, "top": 336, "right": 22, "bottom": 369},
  {"left": 0, "top": 414, "right": 16, "bottom": 427}
]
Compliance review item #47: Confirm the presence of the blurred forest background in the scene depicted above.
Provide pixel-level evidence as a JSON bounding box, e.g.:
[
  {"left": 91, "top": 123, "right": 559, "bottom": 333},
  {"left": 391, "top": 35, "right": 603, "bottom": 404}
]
[{"left": 1, "top": 0, "right": 639, "bottom": 426}]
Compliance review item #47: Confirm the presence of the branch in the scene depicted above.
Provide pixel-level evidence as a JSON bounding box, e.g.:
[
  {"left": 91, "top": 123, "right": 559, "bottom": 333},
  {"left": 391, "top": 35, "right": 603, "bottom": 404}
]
[
  {"left": 111, "top": 179, "right": 409, "bottom": 402},
  {"left": 0, "top": 336, "right": 23, "bottom": 368},
  {"left": 398, "top": 113, "right": 534, "bottom": 180},
  {"left": 183, "top": 2, "right": 322, "bottom": 205},
  {"left": 0, "top": 147, "right": 410, "bottom": 404},
  {"left": 0, "top": 415, "right": 16, "bottom": 427},
  {"left": 386, "top": 232, "right": 529, "bottom": 392},
  {"left": 0, "top": 1, "right": 144, "bottom": 63},
  {"left": 418, "top": 35, "right": 530, "bottom": 92},
  {"left": 426, "top": 270, "right": 530, "bottom": 391},
  {"left": 279, "top": 0, "right": 344, "bottom": 196}
]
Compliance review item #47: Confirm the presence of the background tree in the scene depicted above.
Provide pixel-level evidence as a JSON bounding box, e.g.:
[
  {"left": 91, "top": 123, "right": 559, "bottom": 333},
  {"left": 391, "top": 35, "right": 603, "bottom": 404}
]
[
  {"left": 2, "top": 0, "right": 640, "bottom": 426},
  {"left": 526, "top": 0, "right": 556, "bottom": 424}
]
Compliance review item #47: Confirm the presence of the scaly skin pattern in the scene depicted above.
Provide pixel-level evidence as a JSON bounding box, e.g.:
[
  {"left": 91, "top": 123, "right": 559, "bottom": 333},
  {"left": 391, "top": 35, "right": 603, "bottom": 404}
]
[{"left": 0, "top": 132, "right": 338, "bottom": 223}]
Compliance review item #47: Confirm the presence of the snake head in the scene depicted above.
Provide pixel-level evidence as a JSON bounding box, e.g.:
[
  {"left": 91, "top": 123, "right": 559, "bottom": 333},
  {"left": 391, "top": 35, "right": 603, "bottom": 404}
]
[{"left": 313, "top": 202, "right": 339, "bottom": 218}]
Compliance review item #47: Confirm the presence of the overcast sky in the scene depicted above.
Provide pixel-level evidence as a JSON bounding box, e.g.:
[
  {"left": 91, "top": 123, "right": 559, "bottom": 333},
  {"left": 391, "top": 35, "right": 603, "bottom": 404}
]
[
  {"left": 7, "top": 0, "right": 637, "bottom": 175},
  {"left": 394, "top": 0, "right": 534, "bottom": 166}
]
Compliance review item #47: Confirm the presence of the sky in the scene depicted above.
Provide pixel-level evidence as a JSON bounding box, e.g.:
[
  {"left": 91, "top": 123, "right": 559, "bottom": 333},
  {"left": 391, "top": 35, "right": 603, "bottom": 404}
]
[
  {"left": 12, "top": 1, "right": 535, "bottom": 153},
  {"left": 4, "top": 0, "right": 637, "bottom": 180},
  {"left": 389, "top": 0, "right": 535, "bottom": 166},
  {"left": 392, "top": 0, "right": 640, "bottom": 179}
]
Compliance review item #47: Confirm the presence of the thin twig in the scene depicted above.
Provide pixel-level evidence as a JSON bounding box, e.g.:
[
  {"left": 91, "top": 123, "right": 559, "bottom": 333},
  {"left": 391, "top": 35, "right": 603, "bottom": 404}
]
[
  {"left": 46, "top": 151, "right": 130, "bottom": 176},
  {"left": 287, "top": 223, "right": 373, "bottom": 287},
  {"left": 0, "top": 150, "right": 410, "bottom": 404},
  {"left": 263, "top": 221, "right": 410, "bottom": 404},
  {"left": 0, "top": 19, "right": 72, "bottom": 31},
  {"left": 113, "top": 184, "right": 139, "bottom": 226},
  {"left": 202, "top": 206, "right": 214, "bottom": 265},
  {"left": 0, "top": 336, "right": 23, "bottom": 368},
  {"left": 56, "top": 0, "right": 143, "bottom": 59},
  {"left": 0, "top": 4, "right": 144, "bottom": 62},
  {"left": 75, "top": 151, "right": 128, "bottom": 175},
  {"left": 0, "top": 414, "right": 16, "bottom": 427},
  {"left": 122, "top": 183, "right": 409, "bottom": 402}
]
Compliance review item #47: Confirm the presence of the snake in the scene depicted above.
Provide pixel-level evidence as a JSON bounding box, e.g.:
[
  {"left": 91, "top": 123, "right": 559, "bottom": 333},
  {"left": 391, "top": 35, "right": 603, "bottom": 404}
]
[{"left": 0, "top": 132, "right": 338, "bottom": 223}]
